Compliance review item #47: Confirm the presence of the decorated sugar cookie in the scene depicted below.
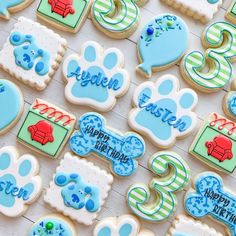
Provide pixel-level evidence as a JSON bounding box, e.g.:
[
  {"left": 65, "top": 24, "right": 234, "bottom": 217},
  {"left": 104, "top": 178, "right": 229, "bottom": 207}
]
[
  {"left": 91, "top": 0, "right": 148, "bottom": 39},
  {"left": 0, "top": 0, "right": 34, "bottom": 20},
  {"left": 0, "top": 79, "right": 23, "bottom": 135},
  {"left": 63, "top": 41, "right": 130, "bottom": 112},
  {"left": 161, "top": 0, "right": 222, "bottom": 23},
  {"left": 37, "top": 0, "right": 92, "bottom": 33},
  {"left": 94, "top": 215, "right": 155, "bottom": 236},
  {"left": 29, "top": 214, "right": 76, "bottom": 236},
  {"left": 167, "top": 215, "right": 223, "bottom": 236},
  {"left": 17, "top": 98, "right": 76, "bottom": 159},
  {"left": 137, "top": 14, "right": 189, "bottom": 79},
  {"left": 0, "top": 17, "right": 67, "bottom": 90},
  {"left": 70, "top": 112, "right": 145, "bottom": 177},
  {"left": 181, "top": 21, "right": 236, "bottom": 93},
  {"left": 0, "top": 146, "right": 42, "bottom": 217},
  {"left": 223, "top": 91, "right": 236, "bottom": 121},
  {"left": 226, "top": 0, "right": 236, "bottom": 24},
  {"left": 127, "top": 151, "right": 190, "bottom": 222},
  {"left": 189, "top": 113, "right": 236, "bottom": 174},
  {"left": 44, "top": 152, "right": 113, "bottom": 225},
  {"left": 185, "top": 172, "right": 236, "bottom": 236},
  {"left": 129, "top": 74, "right": 198, "bottom": 148}
]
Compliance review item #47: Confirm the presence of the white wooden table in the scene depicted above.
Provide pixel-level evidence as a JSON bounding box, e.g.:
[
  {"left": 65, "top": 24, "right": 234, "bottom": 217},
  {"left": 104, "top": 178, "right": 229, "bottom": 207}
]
[{"left": 0, "top": 0, "right": 234, "bottom": 235}]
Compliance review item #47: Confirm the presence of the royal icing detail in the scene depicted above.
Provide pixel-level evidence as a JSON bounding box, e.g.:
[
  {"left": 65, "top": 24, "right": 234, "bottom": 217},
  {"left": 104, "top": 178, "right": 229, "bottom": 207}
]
[
  {"left": 189, "top": 113, "right": 236, "bottom": 173},
  {"left": 37, "top": 0, "right": 92, "bottom": 33},
  {"left": 17, "top": 98, "right": 76, "bottom": 159},
  {"left": 0, "top": 17, "right": 67, "bottom": 90},
  {"left": 63, "top": 41, "right": 130, "bottom": 112},
  {"left": 91, "top": 0, "right": 148, "bottom": 39},
  {"left": 181, "top": 22, "right": 236, "bottom": 93},
  {"left": 137, "top": 14, "right": 189, "bottom": 79},
  {"left": 44, "top": 152, "right": 113, "bottom": 225},
  {"left": 185, "top": 172, "right": 236, "bottom": 236},
  {"left": 29, "top": 214, "right": 76, "bottom": 236},
  {"left": 94, "top": 215, "right": 155, "bottom": 236},
  {"left": 127, "top": 151, "right": 190, "bottom": 222},
  {"left": 0, "top": 0, "right": 33, "bottom": 20},
  {"left": 129, "top": 74, "right": 198, "bottom": 148},
  {"left": 223, "top": 91, "right": 236, "bottom": 121},
  {"left": 70, "top": 112, "right": 145, "bottom": 177},
  {"left": 161, "top": 0, "right": 222, "bottom": 23},
  {"left": 226, "top": 1, "right": 236, "bottom": 25},
  {"left": 167, "top": 215, "right": 223, "bottom": 236},
  {"left": 0, "top": 79, "right": 23, "bottom": 135},
  {"left": 0, "top": 146, "right": 42, "bottom": 217}
]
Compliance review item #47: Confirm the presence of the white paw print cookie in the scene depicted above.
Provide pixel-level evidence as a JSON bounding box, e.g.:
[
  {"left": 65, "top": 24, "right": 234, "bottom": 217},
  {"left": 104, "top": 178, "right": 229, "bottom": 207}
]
[
  {"left": 129, "top": 74, "right": 198, "bottom": 148},
  {"left": 0, "top": 146, "right": 42, "bottom": 217}
]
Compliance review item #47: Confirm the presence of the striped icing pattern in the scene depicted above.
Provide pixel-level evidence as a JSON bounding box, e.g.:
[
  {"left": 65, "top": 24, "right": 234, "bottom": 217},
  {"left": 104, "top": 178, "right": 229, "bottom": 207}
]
[
  {"left": 127, "top": 152, "right": 190, "bottom": 221},
  {"left": 92, "top": 0, "right": 139, "bottom": 32},
  {"left": 183, "top": 22, "right": 236, "bottom": 90}
]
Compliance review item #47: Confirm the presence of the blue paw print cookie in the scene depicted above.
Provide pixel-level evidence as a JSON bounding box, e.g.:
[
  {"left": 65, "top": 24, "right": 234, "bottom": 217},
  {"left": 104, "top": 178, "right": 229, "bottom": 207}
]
[
  {"left": 63, "top": 41, "right": 130, "bottom": 112},
  {"left": 0, "top": 146, "right": 42, "bottom": 217},
  {"left": 129, "top": 74, "right": 198, "bottom": 148},
  {"left": 69, "top": 112, "right": 145, "bottom": 177}
]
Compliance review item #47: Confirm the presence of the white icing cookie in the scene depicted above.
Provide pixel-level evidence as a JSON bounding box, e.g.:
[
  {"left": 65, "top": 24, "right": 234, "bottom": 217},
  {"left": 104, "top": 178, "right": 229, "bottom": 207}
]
[
  {"left": 0, "top": 146, "right": 42, "bottom": 217},
  {"left": 0, "top": 17, "right": 67, "bottom": 90},
  {"left": 44, "top": 152, "right": 113, "bottom": 225},
  {"left": 63, "top": 41, "right": 130, "bottom": 112},
  {"left": 167, "top": 215, "right": 223, "bottom": 236},
  {"left": 94, "top": 215, "right": 155, "bottom": 236},
  {"left": 161, "top": 0, "right": 223, "bottom": 23}
]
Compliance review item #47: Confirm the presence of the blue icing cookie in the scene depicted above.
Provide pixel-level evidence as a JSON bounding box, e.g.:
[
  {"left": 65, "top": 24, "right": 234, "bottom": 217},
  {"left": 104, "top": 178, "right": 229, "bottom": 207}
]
[
  {"left": 223, "top": 91, "right": 236, "bottom": 120},
  {"left": 137, "top": 14, "right": 189, "bottom": 78},
  {"left": 0, "top": 0, "right": 27, "bottom": 19},
  {"left": 69, "top": 112, "right": 145, "bottom": 177},
  {"left": 0, "top": 79, "right": 23, "bottom": 134},
  {"left": 185, "top": 172, "right": 236, "bottom": 236}
]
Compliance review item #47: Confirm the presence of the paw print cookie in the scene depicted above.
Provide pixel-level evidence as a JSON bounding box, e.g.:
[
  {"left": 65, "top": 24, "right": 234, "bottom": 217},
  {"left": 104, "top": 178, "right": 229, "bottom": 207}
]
[
  {"left": 70, "top": 112, "right": 145, "bottom": 177},
  {"left": 0, "top": 17, "right": 67, "bottom": 90},
  {"left": 44, "top": 152, "right": 113, "bottom": 225},
  {"left": 94, "top": 215, "right": 155, "bottom": 236},
  {"left": 0, "top": 79, "right": 23, "bottom": 135},
  {"left": 0, "top": 146, "right": 42, "bottom": 217},
  {"left": 129, "top": 74, "right": 198, "bottom": 148},
  {"left": 63, "top": 41, "right": 130, "bottom": 112}
]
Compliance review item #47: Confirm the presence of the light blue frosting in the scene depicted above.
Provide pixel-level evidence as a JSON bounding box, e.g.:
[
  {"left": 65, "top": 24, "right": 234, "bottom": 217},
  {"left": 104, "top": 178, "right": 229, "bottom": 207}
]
[
  {"left": 207, "top": 0, "right": 219, "bottom": 3},
  {"left": 97, "top": 223, "right": 133, "bottom": 236},
  {"left": 228, "top": 92, "right": 236, "bottom": 117},
  {"left": 0, "top": 0, "right": 23, "bottom": 16}
]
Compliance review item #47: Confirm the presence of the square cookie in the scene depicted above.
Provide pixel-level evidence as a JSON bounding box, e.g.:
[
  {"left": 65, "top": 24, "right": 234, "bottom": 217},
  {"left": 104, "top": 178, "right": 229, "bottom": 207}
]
[
  {"left": 0, "top": 17, "right": 67, "bottom": 90},
  {"left": 17, "top": 98, "right": 76, "bottom": 159},
  {"left": 44, "top": 152, "right": 113, "bottom": 225}
]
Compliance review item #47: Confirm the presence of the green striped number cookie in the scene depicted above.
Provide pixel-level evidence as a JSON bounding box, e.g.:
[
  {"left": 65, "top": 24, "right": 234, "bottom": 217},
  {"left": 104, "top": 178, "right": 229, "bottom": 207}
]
[
  {"left": 127, "top": 151, "right": 190, "bottom": 221},
  {"left": 181, "top": 22, "right": 236, "bottom": 92},
  {"left": 91, "top": 0, "right": 147, "bottom": 39}
]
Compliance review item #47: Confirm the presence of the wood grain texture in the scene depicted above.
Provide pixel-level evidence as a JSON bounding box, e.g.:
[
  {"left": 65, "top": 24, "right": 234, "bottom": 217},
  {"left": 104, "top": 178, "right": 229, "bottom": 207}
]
[{"left": 0, "top": 0, "right": 234, "bottom": 235}]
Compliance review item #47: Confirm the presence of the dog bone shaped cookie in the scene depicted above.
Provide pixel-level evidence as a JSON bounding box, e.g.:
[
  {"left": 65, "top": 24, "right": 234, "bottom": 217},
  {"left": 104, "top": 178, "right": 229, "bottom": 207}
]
[
  {"left": 70, "top": 112, "right": 145, "bottom": 177},
  {"left": 185, "top": 172, "right": 236, "bottom": 236}
]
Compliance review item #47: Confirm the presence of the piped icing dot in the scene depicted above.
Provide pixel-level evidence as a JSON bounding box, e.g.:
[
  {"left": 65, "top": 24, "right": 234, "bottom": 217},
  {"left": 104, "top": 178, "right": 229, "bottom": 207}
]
[
  {"left": 146, "top": 27, "right": 154, "bottom": 35},
  {"left": 46, "top": 222, "right": 54, "bottom": 230}
]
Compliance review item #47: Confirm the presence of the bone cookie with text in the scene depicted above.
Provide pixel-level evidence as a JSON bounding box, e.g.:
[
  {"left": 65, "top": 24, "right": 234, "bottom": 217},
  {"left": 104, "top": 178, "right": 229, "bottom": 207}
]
[
  {"left": 189, "top": 113, "right": 236, "bottom": 174},
  {"left": 0, "top": 0, "right": 34, "bottom": 20},
  {"left": 63, "top": 41, "right": 130, "bottom": 112},
  {"left": 128, "top": 74, "right": 198, "bottom": 148},
  {"left": 37, "top": 0, "right": 92, "bottom": 33},
  {"left": 44, "top": 152, "right": 113, "bottom": 225},
  {"left": 91, "top": 0, "right": 148, "bottom": 39},
  {"left": 17, "top": 98, "right": 76, "bottom": 159},
  {"left": 0, "top": 146, "right": 42, "bottom": 217},
  {"left": 161, "top": 0, "right": 222, "bottom": 23},
  {"left": 137, "top": 14, "right": 189, "bottom": 79},
  {"left": 0, "top": 79, "right": 23, "bottom": 135},
  {"left": 127, "top": 151, "right": 190, "bottom": 222},
  {"left": 29, "top": 214, "right": 77, "bottom": 236},
  {"left": 167, "top": 214, "right": 223, "bottom": 236},
  {"left": 181, "top": 21, "right": 236, "bottom": 93},
  {"left": 93, "top": 215, "right": 155, "bottom": 236},
  {"left": 70, "top": 112, "right": 145, "bottom": 177},
  {"left": 185, "top": 172, "right": 236, "bottom": 236},
  {"left": 0, "top": 17, "right": 67, "bottom": 90}
]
